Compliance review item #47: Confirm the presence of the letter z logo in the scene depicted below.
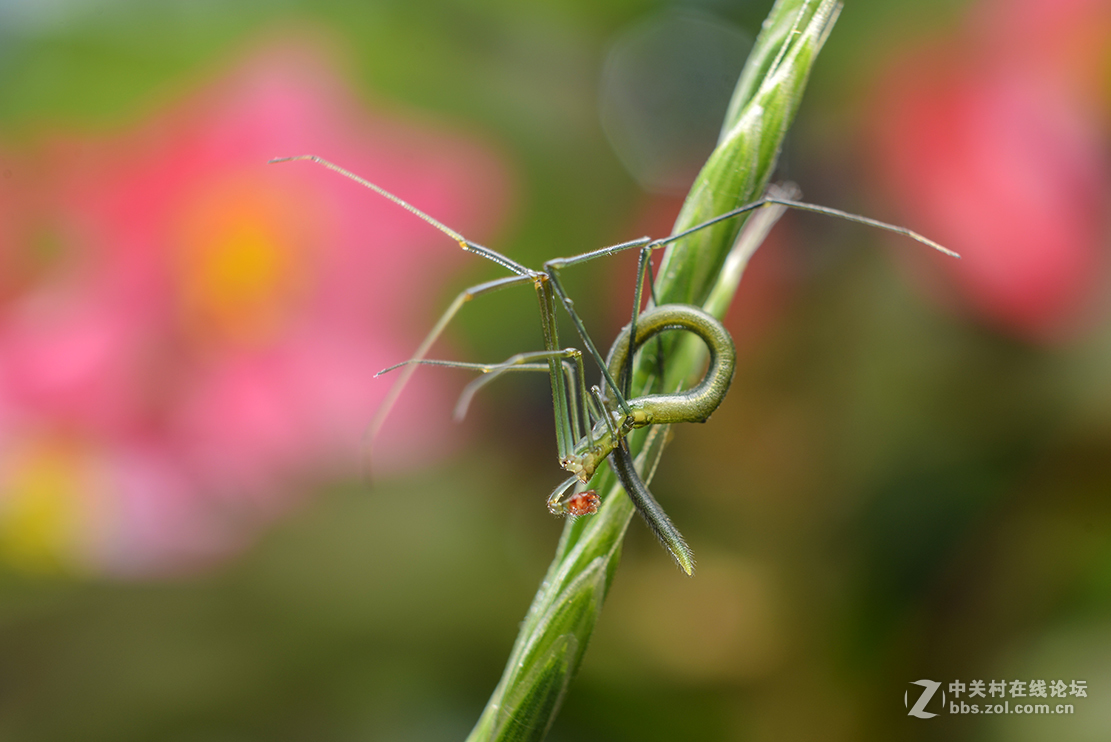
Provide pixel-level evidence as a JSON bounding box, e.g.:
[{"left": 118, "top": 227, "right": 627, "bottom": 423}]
[{"left": 905, "top": 679, "right": 945, "bottom": 719}]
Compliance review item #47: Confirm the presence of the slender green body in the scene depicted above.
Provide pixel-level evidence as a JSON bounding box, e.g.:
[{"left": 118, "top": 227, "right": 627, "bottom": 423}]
[
  {"left": 606, "top": 303, "right": 736, "bottom": 426},
  {"left": 546, "top": 303, "right": 735, "bottom": 575},
  {"left": 534, "top": 277, "right": 574, "bottom": 462},
  {"left": 556, "top": 304, "right": 735, "bottom": 484}
]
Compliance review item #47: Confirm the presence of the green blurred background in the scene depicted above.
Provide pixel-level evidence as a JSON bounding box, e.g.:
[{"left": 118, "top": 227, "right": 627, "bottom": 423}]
[{"left": 1, "top": 0, "right": 1109, "bottom": 740}]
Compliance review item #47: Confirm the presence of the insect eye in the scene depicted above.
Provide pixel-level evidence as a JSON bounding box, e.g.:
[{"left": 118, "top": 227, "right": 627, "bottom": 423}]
[{"left": 563, "top": 491, "right": 600, "bottom": 517}]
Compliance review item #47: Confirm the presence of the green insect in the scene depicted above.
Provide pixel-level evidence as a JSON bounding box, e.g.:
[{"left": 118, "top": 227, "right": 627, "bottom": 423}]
[{"left": 270, "top": 155, "right": 956, "bottom": 575}]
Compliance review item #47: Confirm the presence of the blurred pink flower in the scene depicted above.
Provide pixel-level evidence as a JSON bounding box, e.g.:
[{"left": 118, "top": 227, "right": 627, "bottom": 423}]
[
  {"left": 868, "top": 0, "right": 1111, "bottom": 341},
  {"left": 0, "top": 38, "right": 511, "bottom": 575}
]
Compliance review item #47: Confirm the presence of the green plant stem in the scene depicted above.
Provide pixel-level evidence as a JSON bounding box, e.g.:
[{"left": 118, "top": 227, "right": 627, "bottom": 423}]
[{"left": 466, "top": 1, "right": 841, "bottom": 739}]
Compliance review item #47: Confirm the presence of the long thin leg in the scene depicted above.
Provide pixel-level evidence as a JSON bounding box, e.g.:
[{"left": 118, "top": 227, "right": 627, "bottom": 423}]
[
  {"left": 376, "top": 353, "right": 593, "bottom": 445},
  {"left": 643, "top": 250, "right": 667, "bottom": 396},
  {"left": 452, "top": 348, "right": 585, "bottom": 422},
  {"left": 270, "top": 155, "right": 536, "bottom": 275},
  {"left": 274, "top": 157, "right": 602, "bottom": 467},
  {"left": 653, "top": 195, "right": 959, "bottom": 257},
  {"left": 541, "top": 237, "right": 652, "bottom": 413},
  {"left": 543, "top": 269, "right": 633, "bottom": 420},
  {"left": 367, "top": 273, "right": 535, "bottom": 445},
  {"left": 625, "top": 242, "right": 665, "bottom": 400},
  {"left": 589, "top": 385, "right": 619, "bottom": 443},
  {"left": 537, "top": 191, "right": 957, "bottom": 412},
  {"left": 543, "top": 237, "right": 674, "bottom": 411},
  {"left": 271, "top": 156, "right": 555, "bottom": 453},
  {"left": 612, "top": 194, "right": 958, "bottom": 401},
  {"left": 534, "top": 276, "right": 576, "bottom": 460},
  {"left": 376, "top": 356, "right": 551, "bottom": 416},
  {"left": 376, "top": 358, "right": 551, "bottom": 376}
]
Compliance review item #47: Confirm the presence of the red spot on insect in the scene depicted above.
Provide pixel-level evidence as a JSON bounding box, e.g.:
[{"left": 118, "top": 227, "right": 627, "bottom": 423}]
[{"left": 564, "top": 490, "right": 600, "bottom": 516}]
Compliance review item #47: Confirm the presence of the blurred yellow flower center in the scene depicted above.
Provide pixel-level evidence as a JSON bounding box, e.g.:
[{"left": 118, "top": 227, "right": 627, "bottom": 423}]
[
  {"left": 177, "top": 178, "right": 310, "bottom": 346},
  {"left": 0, "top": 440, "right": 87, "bottom": 573}
]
